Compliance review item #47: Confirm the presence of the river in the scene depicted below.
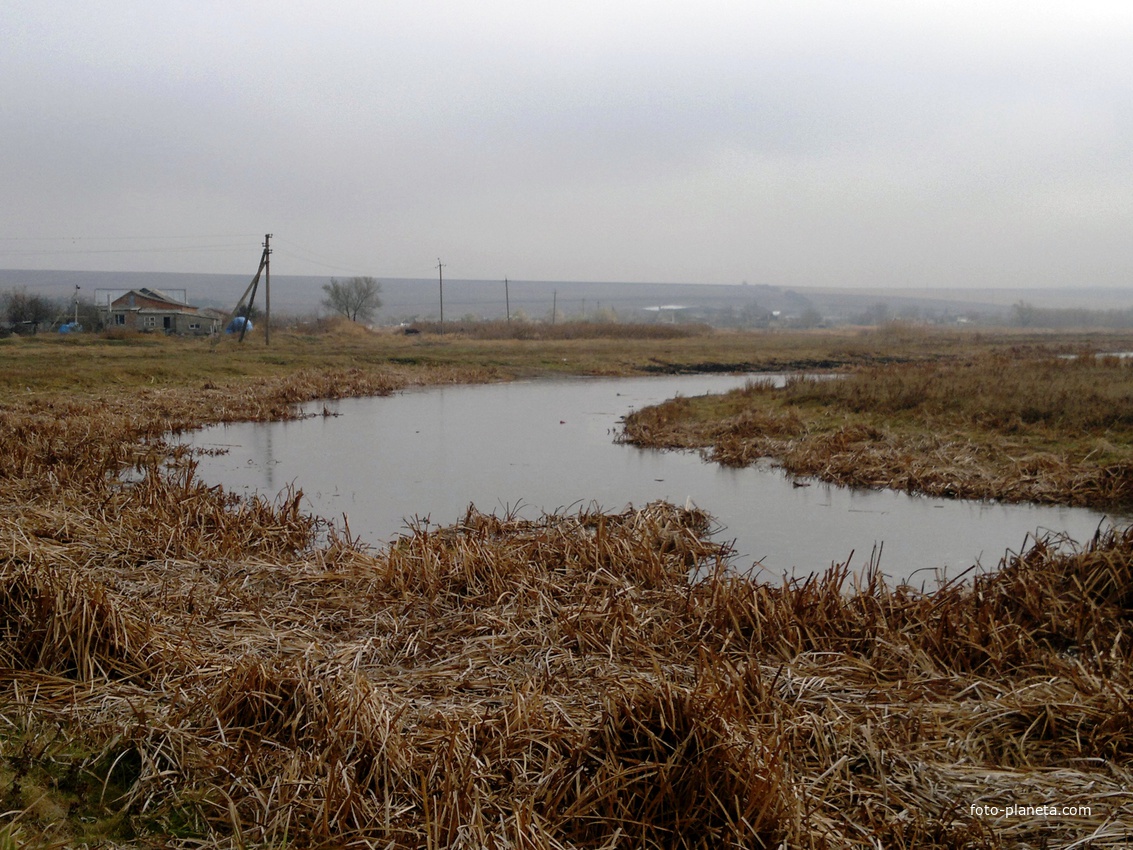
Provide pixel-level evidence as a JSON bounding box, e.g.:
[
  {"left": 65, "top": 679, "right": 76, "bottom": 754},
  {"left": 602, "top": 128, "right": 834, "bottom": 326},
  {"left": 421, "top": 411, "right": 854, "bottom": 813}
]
[{"left": 182, "top": 374, "right": 1122, "bottom": 584}]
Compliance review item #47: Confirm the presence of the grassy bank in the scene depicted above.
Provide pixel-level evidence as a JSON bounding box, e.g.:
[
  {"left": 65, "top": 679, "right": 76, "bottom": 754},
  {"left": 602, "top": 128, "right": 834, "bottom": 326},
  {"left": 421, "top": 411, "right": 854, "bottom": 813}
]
[
  {"left": 3, "top": 325, "right": 1133, "bottom": 846},
  {"left": 6, "top": 320, "right": 1130, "bottom": 393},
  {"left": 622, "top": 348, "right": 1133, "bottom": 509}
]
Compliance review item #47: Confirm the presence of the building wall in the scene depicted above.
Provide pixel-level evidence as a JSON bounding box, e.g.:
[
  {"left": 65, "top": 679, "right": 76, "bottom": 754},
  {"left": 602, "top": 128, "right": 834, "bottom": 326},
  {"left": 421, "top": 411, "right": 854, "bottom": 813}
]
[
  {"left": 106, "top": 308, "right": 218, "bottom": 335},
  {"left": 174, "top": 313, "right": 218, "bottom": 335}
]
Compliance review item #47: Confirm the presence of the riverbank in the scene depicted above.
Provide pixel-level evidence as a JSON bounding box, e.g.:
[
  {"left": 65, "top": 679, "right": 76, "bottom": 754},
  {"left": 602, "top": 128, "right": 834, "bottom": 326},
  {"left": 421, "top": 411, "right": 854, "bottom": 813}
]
[
  {"left": 622, "top": 348, "right": 1133, "bottom": 510},
  {"left": 3, "top": 325, "right": 1133, "bottom": 846}
]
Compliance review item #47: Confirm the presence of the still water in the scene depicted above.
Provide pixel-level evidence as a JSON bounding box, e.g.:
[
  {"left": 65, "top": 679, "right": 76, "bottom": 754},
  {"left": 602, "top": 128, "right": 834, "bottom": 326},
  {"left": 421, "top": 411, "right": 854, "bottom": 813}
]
[{"left": 183, "top": 375, "right": 1121, "bottom": 584}]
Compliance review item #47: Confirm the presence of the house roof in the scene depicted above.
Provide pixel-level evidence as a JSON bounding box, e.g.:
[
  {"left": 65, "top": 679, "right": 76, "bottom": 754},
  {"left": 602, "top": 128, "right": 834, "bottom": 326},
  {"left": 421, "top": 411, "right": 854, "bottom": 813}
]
[
  {"left": 110, "top": 288, "right": 193, "bottom": 309},
  {"left": 133, "top": 307, "right": 210, "bottom": 315}
]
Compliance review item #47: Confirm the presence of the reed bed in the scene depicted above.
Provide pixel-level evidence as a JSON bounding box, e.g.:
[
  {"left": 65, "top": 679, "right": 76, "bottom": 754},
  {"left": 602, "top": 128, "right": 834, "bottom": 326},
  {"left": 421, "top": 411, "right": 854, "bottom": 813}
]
[
  {"left": 2, "top": 361, "right": 1132, "bottom": 846},
  {"left": 621, "top": 352, "right": 1133, "bottom": 509},
  {"left": 5, "top": 501, "right": 1133, "bottom": 847}
]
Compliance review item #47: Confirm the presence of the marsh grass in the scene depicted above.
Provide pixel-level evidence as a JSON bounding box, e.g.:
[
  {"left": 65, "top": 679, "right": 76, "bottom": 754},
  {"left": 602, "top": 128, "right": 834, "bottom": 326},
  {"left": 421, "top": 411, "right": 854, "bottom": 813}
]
[
  {"left": 4, "top": 332, "right": 1133, "bottom": 846},
  {"left": 622, "top": 351, "right": 1133, "bottom": 508},
  {"left": 5, "top": 493, "right": 1133, "bottom": 847},
  {"left": 8, "top": 322, "right": 1132, "bottom": 393}
]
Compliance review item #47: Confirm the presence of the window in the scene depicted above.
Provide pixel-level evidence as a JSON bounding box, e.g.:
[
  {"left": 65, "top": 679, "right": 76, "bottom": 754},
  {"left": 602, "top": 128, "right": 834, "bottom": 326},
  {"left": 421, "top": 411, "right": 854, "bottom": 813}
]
[
  {"left": 144, "top": 316, "right": 157, "bottom": 328},
  {"left": 114, "top": 314, "right": 126, "bottom": 325}
]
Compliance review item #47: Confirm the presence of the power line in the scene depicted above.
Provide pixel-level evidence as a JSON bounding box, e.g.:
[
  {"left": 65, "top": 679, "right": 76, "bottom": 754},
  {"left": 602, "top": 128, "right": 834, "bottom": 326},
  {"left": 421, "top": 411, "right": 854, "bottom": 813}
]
[
  {"left": 271, "top": 247, "right": 372, "bottom": 276},
  {"left": 0, "top": 233, "right": 262, "bottom": 242},
  {"left": 0, "top": 244, "right": 251, "bottom": 257},
  {"left": 270, "top": 236, "right": 350, "bottom": 266},
  {"left": 0, "top": 233, "right": 255, "bottom": 260}
]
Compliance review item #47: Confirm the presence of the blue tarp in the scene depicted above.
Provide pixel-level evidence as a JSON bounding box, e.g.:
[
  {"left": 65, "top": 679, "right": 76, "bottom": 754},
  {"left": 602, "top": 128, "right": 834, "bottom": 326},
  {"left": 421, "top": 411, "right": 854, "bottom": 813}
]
[{"left": 226, "top": 316, "right": 253, "bottom": 334}]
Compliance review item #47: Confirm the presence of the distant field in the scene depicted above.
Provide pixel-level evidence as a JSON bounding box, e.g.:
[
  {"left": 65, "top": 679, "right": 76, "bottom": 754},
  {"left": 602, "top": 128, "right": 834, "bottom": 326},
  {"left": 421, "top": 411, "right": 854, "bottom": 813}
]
[{"left": 4, "top": 320, "right": 1131, "bottom": 393}]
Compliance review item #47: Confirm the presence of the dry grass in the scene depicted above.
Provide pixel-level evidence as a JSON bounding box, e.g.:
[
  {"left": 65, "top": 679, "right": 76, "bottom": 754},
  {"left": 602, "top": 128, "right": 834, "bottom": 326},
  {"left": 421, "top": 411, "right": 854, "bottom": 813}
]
[
  {"left": 622, "top": 350, "right": 1133, "bottom": 508},
  {"left": 3, "top": 338, "right": 1133, "bottom": 846},
  {"left": 10, "top": 321, "right": 1133, "bottom": 393},
  {"left": 4, "top": 491, "right": 1133, "bottom": 846},
  {"left": 406, "top": 319, "right": 713, "bottom": 340}
]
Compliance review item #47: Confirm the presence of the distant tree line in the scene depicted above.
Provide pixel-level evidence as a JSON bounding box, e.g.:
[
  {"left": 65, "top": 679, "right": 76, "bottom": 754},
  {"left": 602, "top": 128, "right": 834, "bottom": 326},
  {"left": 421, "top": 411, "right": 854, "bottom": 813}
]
[{"left": 1012, "top": 300, "right": 1133, "bottom": 329}]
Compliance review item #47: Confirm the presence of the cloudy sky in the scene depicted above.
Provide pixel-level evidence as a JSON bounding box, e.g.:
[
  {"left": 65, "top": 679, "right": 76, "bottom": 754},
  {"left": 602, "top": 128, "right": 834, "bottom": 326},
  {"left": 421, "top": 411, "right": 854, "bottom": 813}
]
[{"left": 3, "top": 1, "right": 1131, "bottom": 288}]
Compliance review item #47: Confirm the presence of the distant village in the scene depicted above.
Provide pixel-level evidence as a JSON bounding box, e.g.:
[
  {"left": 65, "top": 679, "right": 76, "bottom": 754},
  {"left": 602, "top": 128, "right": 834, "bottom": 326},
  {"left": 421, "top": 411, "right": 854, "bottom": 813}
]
[
  {"left": 0, "top": 286, "right": 235, "bottom": 336},
  {"left": 3, "top": 271, "right": 1133, "bottom": 335}
]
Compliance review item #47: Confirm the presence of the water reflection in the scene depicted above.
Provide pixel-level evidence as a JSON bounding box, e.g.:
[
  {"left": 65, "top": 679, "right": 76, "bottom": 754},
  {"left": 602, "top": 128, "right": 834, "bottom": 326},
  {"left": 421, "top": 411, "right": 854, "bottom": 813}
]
[{"left": 182, "top": 375, "right": 1124, "bottom": 584}]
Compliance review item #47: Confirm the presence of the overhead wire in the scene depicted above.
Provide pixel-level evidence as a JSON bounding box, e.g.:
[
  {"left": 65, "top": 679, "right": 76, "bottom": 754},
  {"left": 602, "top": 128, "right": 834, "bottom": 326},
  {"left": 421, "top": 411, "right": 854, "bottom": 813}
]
[
  {"left": 0, "top": 233, "right": 259, "bottom": 260},
  {"left": 270, "top": 236, "right": 425, "bottom": 279},
  {"left": 0, "top": 245, "right": 251, "bottom": 258},
  {"left": 0, "top": 233, "right": 263, "bottom": 241},
  {"left": 271, "top": 248, "right": 371, "bottom": 276}
]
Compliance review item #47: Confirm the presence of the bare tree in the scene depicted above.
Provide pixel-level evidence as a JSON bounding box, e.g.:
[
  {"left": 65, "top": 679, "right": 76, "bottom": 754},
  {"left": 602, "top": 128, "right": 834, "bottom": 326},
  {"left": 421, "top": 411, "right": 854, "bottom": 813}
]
[
  {"left": 321, "top": 277, "right": 382, "bottom": 323},
  {"left": 3, "top": 288, "right": 57, "bottom": 326}
]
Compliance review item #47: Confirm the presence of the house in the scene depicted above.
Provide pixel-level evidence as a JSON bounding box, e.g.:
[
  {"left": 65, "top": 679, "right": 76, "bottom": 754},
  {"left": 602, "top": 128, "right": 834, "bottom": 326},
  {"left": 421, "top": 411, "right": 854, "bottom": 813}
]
[{"left": 103, "top": 288, "right": 221, "bottom": 335}]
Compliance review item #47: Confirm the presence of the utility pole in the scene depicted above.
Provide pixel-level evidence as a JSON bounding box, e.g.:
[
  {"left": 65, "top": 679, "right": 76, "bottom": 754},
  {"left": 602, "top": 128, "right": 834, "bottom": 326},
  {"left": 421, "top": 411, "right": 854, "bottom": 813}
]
[
  {"left": 552, "top": 290, "right": 557, "bottom": 325},
  {"left": 262, "top": 233, "right": 271, "bottom": 346},
  {"left": 504, "top": 277, "right": 510, "bottom": 324},
  {"left": 219, "top": 236, "right": 269, "bottom": 345},
  {"left": 437, "top": 258, "right": 445, "bottom": 333}
]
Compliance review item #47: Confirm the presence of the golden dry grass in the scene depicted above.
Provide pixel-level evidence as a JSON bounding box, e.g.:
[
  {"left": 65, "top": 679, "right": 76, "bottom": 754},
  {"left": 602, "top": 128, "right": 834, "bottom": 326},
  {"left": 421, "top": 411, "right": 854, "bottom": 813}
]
[
  {"left": 4, "top": 489, "right": 1133, "bottom": 846},
  {"left": 622, "top": 350, "right": 1133, "bottom": 509},
  {"left": 2, "top": 334, "right": 1133, "bottom": 846},
  {"left": 9, "top": 320, "right": 1133, "bottom": 393}
]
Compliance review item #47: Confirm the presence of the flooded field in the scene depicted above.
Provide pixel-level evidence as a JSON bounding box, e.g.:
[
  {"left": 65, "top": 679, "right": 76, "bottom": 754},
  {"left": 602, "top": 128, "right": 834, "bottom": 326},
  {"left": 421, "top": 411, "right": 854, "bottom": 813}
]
[{"left": 183, "top": 374, "right": 1122, "bottom": 582}]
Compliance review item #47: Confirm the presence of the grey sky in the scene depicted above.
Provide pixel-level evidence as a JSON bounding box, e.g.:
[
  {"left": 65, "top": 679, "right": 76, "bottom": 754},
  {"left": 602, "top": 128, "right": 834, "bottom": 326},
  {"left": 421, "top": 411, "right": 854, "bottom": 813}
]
[{"left": 3, "top": 1, "right": 1131, "bottom": 288}]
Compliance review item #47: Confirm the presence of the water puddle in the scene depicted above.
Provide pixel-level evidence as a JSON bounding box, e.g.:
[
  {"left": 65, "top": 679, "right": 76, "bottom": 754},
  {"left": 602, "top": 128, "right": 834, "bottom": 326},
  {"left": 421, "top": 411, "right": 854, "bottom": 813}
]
[{"left": 181, "top": 374, "right": 1124, "bottom": 584}]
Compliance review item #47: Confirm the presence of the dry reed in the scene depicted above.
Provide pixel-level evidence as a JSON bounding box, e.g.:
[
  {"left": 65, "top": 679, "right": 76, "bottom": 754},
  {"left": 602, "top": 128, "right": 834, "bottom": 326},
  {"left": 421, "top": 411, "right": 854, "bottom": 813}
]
[
  {"left": 2, "top": 365, "right": 1132, "bottom": 847},
  {"left": 621, "top": 352, "right": 1133, "bottom": 509}
]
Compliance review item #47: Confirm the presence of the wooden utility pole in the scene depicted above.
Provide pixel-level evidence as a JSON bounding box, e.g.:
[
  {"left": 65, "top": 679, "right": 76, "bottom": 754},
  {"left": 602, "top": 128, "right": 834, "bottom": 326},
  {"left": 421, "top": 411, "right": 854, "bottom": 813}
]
[
  {"left": 505, "top": 277, "right": 510, "bottom": 323},
  {"left": 552, "top": 290, "right": 557, "bottom": 325},
  {"left": 437, "top": 258, "right": 445, "bottom": 333},
  {"left": 218, "top": 236, "right": 270, "bottom": 346},
  {"left": 263, "top": 233, "right": 272, "bottom": 346}
]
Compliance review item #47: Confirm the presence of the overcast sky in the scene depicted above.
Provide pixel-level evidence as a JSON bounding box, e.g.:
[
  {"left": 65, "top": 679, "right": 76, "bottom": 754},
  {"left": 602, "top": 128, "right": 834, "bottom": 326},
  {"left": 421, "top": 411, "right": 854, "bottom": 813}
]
[{"left": 3, "top": 1, "right": 1131, "bottom": 288}]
